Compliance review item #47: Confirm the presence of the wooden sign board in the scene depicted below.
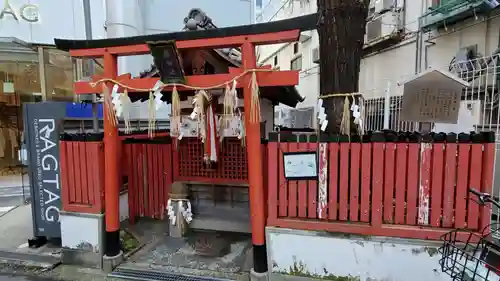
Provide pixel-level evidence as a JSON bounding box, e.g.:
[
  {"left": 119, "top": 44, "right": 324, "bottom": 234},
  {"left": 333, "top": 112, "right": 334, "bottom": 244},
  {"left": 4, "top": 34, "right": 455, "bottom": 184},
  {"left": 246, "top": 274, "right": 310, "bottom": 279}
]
[{"left": 401, "top": 69, "right": 468, "bottom": 123}]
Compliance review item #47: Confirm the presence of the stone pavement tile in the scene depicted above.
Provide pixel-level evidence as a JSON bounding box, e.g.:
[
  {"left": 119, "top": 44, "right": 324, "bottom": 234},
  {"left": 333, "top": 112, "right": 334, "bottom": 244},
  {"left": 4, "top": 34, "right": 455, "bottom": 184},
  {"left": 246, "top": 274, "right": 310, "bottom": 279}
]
[{"left": 0, "top": 205, "right": 33, "bottom": 251}]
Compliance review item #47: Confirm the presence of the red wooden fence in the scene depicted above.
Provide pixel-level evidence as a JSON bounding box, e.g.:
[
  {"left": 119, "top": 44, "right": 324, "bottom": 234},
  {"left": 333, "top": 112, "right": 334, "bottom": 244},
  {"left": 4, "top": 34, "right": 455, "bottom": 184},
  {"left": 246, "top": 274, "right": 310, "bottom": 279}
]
[
  {"left": 60, "top": 139, "right": 104, "bottom": 214},
  {"left": 267, "top": 133, "right": 496, "bottom": 241},
  {"left": 124, "top": 138, "right": 173, "bottom": 224}
]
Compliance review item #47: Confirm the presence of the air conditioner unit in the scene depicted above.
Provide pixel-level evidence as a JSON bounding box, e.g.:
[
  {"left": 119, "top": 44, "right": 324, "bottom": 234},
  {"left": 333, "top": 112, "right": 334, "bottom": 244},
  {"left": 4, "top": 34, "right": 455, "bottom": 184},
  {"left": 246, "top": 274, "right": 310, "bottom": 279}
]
[
  {"left": 365, "top": 11, "right": 401, "bottom": 45},
  {"left": 312, "top": 47, "right": 320, "bottom": 64},
  {"left": 374, "top": 0, "right": 394, "bottom": 14}
]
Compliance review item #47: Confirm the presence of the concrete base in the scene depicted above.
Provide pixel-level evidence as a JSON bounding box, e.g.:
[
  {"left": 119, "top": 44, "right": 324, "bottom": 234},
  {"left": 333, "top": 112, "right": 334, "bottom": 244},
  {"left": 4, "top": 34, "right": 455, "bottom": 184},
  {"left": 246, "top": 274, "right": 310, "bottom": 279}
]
[
  {"left": 61, "top": 247, "right": 102, "bottom": 269},
  {"left": 250, "top": 268, "right": 268, "bottom": 281},
  {"left": 103, "top": 250, "right": 124, "bottom": 272}
]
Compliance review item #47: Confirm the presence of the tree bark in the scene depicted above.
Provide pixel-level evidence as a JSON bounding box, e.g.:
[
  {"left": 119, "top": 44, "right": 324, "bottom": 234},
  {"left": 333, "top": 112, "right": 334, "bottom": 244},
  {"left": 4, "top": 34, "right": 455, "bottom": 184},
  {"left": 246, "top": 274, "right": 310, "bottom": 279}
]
[{"left": 317, "top": 0, "right": 370, "bottom": 135}]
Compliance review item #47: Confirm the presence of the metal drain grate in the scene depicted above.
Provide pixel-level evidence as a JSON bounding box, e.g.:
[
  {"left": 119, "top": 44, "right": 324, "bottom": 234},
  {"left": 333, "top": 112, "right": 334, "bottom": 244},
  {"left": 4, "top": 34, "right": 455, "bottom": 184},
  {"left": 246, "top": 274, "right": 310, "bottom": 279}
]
[{"left": 109, "top": 267, "right": 234, "bottom": 281}]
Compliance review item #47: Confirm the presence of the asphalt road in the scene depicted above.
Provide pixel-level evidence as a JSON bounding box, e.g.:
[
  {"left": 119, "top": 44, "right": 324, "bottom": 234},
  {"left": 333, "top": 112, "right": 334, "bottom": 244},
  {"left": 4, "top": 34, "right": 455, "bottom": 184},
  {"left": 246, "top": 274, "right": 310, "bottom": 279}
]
[
  {"left": 0, "top": 274, "right": 58, "bottom": 281},
  {"left": 0, "top": 185, "right": 30, "bottom": 216}
]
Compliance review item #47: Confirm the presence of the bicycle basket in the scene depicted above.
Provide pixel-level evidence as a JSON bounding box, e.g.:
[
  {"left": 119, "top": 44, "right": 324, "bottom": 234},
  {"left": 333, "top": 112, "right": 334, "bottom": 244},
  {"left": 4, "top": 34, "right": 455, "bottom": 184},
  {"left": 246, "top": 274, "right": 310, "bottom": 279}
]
[{"left": 440, "top": 229, "right": 500, "bottom": 281}]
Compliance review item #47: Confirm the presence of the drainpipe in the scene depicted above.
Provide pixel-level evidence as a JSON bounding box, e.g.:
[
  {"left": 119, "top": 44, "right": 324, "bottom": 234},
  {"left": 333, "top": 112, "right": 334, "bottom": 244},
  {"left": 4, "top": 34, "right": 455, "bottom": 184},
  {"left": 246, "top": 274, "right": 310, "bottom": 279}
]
[{"left": 83, "top": 0, "right": 99, "bottom": 133}]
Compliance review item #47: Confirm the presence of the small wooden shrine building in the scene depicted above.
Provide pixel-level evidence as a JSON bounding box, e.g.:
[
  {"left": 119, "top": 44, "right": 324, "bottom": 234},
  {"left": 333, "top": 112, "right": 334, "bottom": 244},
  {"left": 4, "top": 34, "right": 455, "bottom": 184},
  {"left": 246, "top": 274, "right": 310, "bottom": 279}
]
[{"left": 54, "top": 9, "right": 317, "bottom": 275}]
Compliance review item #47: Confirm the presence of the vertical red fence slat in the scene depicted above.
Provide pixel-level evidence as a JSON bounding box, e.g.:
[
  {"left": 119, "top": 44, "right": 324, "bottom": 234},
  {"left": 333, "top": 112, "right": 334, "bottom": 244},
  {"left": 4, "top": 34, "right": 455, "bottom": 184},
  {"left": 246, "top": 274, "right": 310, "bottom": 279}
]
[
  {"left": 371, "top": 142, "right": 384, "bottom": 227},
  {"left": 406, "top": 143, "right": 419, "bottom": 225},
  {"left": 467, "top": 143, "right": 483, "bottom": 230},
  {"left": 163, "top": 141, "right": 173, "bottom": 218},
  {"left": 307, "top": 142, "right": 318, "bottom": 219},
  {"left": 278, "top": 142, "right": 288, "bottom": 217},
  {"left": 73, "top": 142, "right": 82, "bottom": 204},
  {"left": 137, "top": 144, "right": 145, "bottom": 216},
  {"left": 66, "top": 143, "right": 76, "bottom": 205},
  {"left": 86, "top": 143, "right": 96, "bottom": 210},
  {"left": 442, "top": 143, "right": 457, "bottom": 227},
  {"left": 455, "top": 143, "right": 470, "bottom": 228},
  {"left": 147, "top": 144, "right": 155, "bottom": 218},
  {"left": 287, "top": 142, "right": 299, "bottom": 218},
  {"left": 394, "top": 143, "right": 408, "bottom": 224},
  {"left": 152, "top": 144, "right": 160, "bottom": 218},
  {"left": 480, "top": 141, "right": 495, "bottom": 232},
  {"left": 125, "top": 143, "right": 136, "bottom": 224},
  {"left": 418, "top": 143, "right": 432, "bottom": 226},
  {"left": 60, "top": 141, "right": 70, "bottom": 210},
  {"left": 79, "top": 142, "right": 89, "bottom": 204},
  {"left": 297, "top": 142, "right": 308, "bottom": 218},
  {"left": 360, "top": 143, "right": 371, "bottom": 223},
  {"left": 349, "top": 143, "right": 361, "bottom": 222},
  {"left": 328, "top": 142, "right": 339, "bottom": 221},
  {"left": 383, "top": 142, "right": 396, "bottom": 224},
  {"left": 267, "top": 140, "right": 279, "bottom": 224},
  {"left": 430, "top": 143, "right": 444, "bottom": 227},
  {"left": 339, "top": 143, "right": 349, "bottom": 221}
]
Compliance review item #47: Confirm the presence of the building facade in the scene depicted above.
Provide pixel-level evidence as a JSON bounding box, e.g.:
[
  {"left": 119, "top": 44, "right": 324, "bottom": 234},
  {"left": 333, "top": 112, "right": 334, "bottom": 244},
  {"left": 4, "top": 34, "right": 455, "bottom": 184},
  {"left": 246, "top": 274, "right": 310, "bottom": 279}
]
[{"left": 258, "top": 0, "right": 500, "bottom": 131}]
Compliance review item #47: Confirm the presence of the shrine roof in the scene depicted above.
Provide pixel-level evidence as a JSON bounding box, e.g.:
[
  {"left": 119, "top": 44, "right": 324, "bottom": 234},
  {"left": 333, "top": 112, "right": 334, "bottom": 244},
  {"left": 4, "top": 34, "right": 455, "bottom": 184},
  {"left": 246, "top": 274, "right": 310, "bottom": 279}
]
[{"left": 54, "top": 13, "right": 318, "bottom": 51}]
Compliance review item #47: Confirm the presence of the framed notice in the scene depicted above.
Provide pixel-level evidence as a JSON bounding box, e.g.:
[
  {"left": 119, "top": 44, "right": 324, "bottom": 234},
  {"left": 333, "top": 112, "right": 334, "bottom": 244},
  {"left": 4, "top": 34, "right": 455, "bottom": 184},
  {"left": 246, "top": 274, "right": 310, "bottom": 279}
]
[{"left": 283, "top": 151, "right": 318, "bottom": 180}]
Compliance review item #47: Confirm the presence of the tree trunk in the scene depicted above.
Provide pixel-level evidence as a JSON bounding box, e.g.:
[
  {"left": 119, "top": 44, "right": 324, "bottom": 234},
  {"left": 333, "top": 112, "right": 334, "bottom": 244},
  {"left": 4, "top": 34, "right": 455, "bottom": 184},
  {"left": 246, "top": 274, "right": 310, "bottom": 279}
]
[{"left": 317, "top": 0, "right": 370, "bottom": 135}]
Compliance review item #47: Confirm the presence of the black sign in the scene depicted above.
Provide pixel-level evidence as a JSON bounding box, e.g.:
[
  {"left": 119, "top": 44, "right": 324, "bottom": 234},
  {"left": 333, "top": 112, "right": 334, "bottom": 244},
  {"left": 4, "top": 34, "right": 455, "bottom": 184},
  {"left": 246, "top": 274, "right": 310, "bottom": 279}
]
[{"left": 24, "top": 102, "right": 66, "bottom": 238}]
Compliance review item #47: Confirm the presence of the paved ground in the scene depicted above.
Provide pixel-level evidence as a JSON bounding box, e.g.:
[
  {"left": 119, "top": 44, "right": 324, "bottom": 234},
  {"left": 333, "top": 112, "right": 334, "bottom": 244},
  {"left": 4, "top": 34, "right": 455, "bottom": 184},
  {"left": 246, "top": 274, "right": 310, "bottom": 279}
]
[
  {"left": 0, "top": 274, "right": 59, "bottom": 281},
  {"left": 0, "top": 174, "right": 30, "bottom": 217}
]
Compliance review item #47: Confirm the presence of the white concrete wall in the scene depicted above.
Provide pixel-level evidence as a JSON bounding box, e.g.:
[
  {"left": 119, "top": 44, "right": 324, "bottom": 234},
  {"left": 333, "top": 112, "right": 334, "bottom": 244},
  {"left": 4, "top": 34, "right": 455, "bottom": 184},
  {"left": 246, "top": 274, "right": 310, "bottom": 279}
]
[
  {"left": 267, "top": 227, "right": 451, "bottom": 281},
  {"left": 61, "top": 213, "right": 102, "bottom": 253}
]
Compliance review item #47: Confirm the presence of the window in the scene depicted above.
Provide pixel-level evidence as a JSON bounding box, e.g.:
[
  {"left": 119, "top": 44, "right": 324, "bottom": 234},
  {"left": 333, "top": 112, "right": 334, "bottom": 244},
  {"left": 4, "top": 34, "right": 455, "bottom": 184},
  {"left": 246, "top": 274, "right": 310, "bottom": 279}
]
[
  {"left": 293, "top": 43, "right": 299, "bottom": 54},
  {"left": 273, "top": 56, "right": 278, "bottom": 66},
  {"left": 290, "top": 56, "right": 302, "bottom": 71}
]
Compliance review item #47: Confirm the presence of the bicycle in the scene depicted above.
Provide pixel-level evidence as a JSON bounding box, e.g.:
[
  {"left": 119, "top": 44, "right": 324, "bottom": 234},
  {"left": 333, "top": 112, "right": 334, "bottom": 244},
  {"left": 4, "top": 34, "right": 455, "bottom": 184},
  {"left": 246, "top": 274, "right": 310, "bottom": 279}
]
[{"left": 439, "top": 188, "right": 500, "bottom": 281}]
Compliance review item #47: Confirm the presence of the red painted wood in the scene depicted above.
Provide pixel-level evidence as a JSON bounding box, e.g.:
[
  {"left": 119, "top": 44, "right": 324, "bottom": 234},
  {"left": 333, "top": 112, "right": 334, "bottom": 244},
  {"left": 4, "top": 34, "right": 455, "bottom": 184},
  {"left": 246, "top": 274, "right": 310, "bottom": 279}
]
[
  {"left": 394, "top": 143, "right": 408, "bottom": 224},
  {"left": 287, "top": 142, "right": 299, "bottom": 217},
  {"left": 350, "top": 143, "right": 361, "bottom": 222},
  {"left": 137, "top": 144, "right": 145, "bottom": 216},
  {"left": 328, "top": 143, "right": 339, "bottom": 221},
  {"left": 430, "top": 144, "right": 444, "bottom": 227},
  {"left": 308, "top": 142, "right": 318, "bottom": 219},
  {"left": 317, "top": 143, "right": 329, "bottom": 220},
  {"left": 372, "top": 143, "right": 384, "bottom": 227},
  {"left": 267, "top": 141, "right": 279, "bottom": 222},
  {"left": 383, "top": 143, "right": 396, "bottom": 224},
  {"left": 78, "top": 143, "right": 89, "bottom": 204},
  {"left": 66, "top": 143, "right": 76, "bottom": 204},
  {"left": 173, "top": 140, "right": 180, "bottom": 180},
  {"left": 146, "top": 144, "right": 154, "bottom": 217},
  {"left": 480, "top": 143, "right": 495, "bottom": 232},
  {"left": 406, "top": 143, "right": 420, "bottom": 225},
  {"left": 157, "top": 144, "right": 165, "bottom": 219},
  {"left": 339, "top": 143, "right": 349, "bottom": 221},
  {"left": 86, "top": 143, "right": 95, "bottom": 207},
  {"left": 125, "top": 144, "right": 136, "bottom": 224},
  {"left": 418, "top": 144, "right": 432, "bottom": 226},
  {"left": 73, "top": 142, "right": 82, "bottom": 204},
  {"left": 268, "top": 218, "right": 481, "bottom": 242},
  {"left": 130, "top": 143, "right": 139, "bottom": 221},
  {"left": 467, "top": 144, "right": 483, "bottom": 230},
  {"left": 278, "top": 142, "right": 288, "bottom": 217},
  {"left": 297, "top": 142, "right": 308, "bottom": 218},
  {"left": 455, "top": 144, "right": 471, "bottom": 229},
  {"left": 360, "top": 143, "right": 372, "bottom": 223},
  {"left": 442, "top": 143, "right": 457, "bottom": 228},
  {"left": 152, "top": 144, "right": 160, "bottom": 218},
  {"left": 60, "top": 142, "right": 70, "bottom": 211}
]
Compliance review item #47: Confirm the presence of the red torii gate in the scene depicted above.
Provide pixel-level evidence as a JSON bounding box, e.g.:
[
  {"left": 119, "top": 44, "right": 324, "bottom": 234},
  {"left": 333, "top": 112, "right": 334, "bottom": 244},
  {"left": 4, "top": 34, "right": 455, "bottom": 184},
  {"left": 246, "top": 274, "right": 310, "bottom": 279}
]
[{"left": 55, "top": 14, "right": 315, "bottom": 274}]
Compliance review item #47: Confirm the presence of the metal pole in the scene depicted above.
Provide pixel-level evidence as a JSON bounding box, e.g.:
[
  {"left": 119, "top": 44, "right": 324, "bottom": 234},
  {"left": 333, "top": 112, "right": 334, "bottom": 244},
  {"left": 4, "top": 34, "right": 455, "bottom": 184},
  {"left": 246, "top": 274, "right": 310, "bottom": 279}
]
[
  {"left": 383, "top": 81, "right": 391, "bottom": 129},
  {"left": 83, "top": 0, "right": 99, "bottom": 132}
]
